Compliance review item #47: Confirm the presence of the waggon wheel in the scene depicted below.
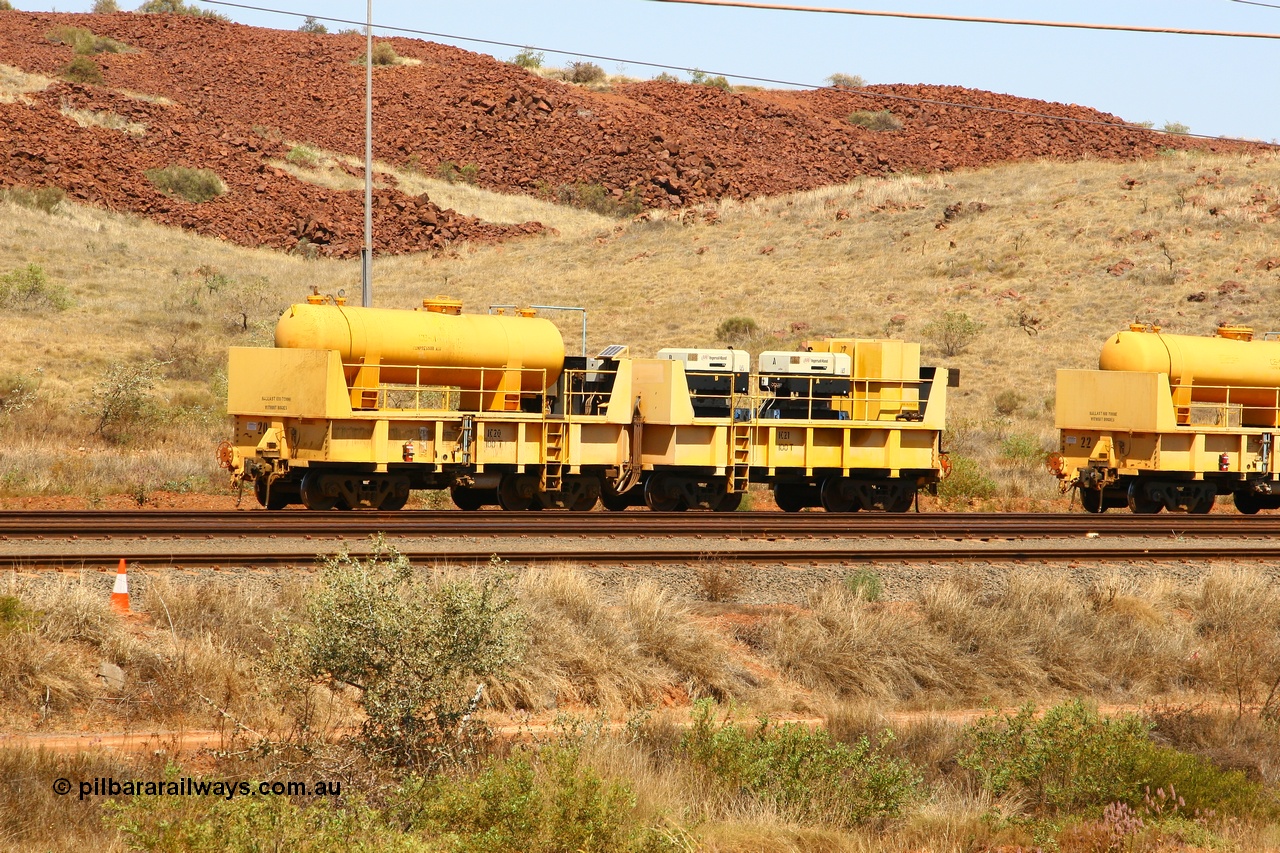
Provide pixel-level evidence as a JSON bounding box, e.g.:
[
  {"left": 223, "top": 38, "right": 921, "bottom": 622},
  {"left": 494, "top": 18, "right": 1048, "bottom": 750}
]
[
  {"left": 644, "top": 475, "right": 684, "bottom": 512},
  {"left": 299, "top": 472, "right": 337, "bottom": 511},
  {"left": 451, "top": 486, "right": 487, "bottom": 511},
  {"left": 1127, "top": 481, "right": 1163, "bottom": 514},
  {"left": 774, "top": 484, "right": 805, "bottom": 513},
  {"left": 1234, "top": 490, "right": 1263, "bottom": 515},
  {"left": 713, "top": 491, "right": 743, "bottom": 512},
  {"left": 497, "top": 475, "right": 535, "bottom": 511},
  {"left": 380, "top": 490, "right": 410, "bottom": 511},
  {"left": 254, "top": 477, "right": 290, "bottom": 510},
  {"left": 883, "top": 486, "right": 916, "bottom": 514},
  {"left": 1079, "top": 487, "right": 1105, "bottom": 514},
  {"left": 1188, "top": 491, "right": 1215, "bottom": 514},
  {"left": 819, "top": 478, "right": 856, "bottom": 513}
]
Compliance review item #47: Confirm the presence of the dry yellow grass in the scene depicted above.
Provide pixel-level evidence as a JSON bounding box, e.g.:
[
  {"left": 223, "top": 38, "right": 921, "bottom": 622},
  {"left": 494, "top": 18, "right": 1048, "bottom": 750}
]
[
  {"left": 0, "top": 64, "right": 52, "bottom": 104},
  {"left": 5, "top": 149, "right": 1280, "bottom": 498}
]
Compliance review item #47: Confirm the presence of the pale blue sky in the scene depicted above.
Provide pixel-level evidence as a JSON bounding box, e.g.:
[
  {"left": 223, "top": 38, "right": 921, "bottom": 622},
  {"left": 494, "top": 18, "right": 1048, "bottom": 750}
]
[{"left": 32, "top": 1, "right": 1280, "bottom": 143}]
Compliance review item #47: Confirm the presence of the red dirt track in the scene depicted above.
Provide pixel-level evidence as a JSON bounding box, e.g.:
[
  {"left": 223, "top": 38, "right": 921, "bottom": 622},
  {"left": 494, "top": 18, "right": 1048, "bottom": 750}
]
[{"left": 0, "top": 11, "right": 1262, "bottom": 257}]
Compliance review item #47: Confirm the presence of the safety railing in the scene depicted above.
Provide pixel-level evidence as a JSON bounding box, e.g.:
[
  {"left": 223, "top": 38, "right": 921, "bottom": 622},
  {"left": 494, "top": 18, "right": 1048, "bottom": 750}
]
[
  {"left": 344, "top": 361, "right": 551, "bottom": 413},
  {"left": 1174, "top": 383, "right": 1280, "bottom": 429}
]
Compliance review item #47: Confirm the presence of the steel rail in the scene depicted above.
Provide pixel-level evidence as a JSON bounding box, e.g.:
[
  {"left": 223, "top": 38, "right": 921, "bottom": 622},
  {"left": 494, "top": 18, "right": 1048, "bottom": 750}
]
[
  {"left": 2, "top": 510, "right": 1280, "bottom": 539},
  {"left": 7, "top": 542, "right": 1280, "bottom": 570}
]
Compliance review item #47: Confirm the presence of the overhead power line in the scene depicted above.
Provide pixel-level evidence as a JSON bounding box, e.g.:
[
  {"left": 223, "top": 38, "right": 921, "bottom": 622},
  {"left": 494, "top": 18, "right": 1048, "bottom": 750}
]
[
  {"left": 1229, "top": 0, "right": 1280, "bottom": 9},
  {"left": 195, "top": 0, "right": 1272, "bottom": 147},
  {"left": 647, "top": 0, "right": 1280, "bottom": 39}
]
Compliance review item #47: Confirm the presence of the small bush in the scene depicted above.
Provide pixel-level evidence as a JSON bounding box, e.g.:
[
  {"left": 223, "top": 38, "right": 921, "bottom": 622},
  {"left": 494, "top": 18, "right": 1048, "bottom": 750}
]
[
  {"left": 848, "top": 110, "right": 903, "bottom": 131},
  {"left": 555, "top": 182, "right": 642, "bottom": 218},
  {"left": 285, "top": 145, "right": 318, "bottom": 168},
  {"left": 960, "top": 700, "right": 1265, "bottom": 817},
  {"left": 0, "top": 264, "right": 72, "bottom": 312},
  {"left": 1000, "top": 433, "right": 1044, "bottom": 465},
  {"left": 403, "top": 744, "right": 675, "bottom": 852},
  {"left": 2, "top": 186, "right": 65, "bottom": 214},
  {"left": 680, "top": 702, "right": 920, "bottom": 827},
  {"left": 1162, "top": 121, "right": 1191, "bottom": 135},
  {"left": 62, "top": 56, "right": 103, "bottom": 85},
  {"left": 653, "top": 72, "right": 680, "bottom": 83},
  {"left": 938, "top": 454, "right": 997, "bottom": 500},
  {"left": 0, "top": 372, "right": 39, "bottom": 417},
  {"left": 358, "top": 41, "right": 399, "bottom": 66},
  {"left": 297, "top": 15, "right": 327, "bottom": 34},
  {"left": 92, "top": 0, "right": 119, "bottom": 11},
  {"left": 145, "top": 165, "right": 225, "bottom": 203},
  {"left": 510, "top": 47, "right": 543, "bottom": 69},
  {"left": 923, "top": 310, "right": 983, "bottom": 356},
  {"left": 993, "top": 388, "right": 1022, "bottom": 416},
  {"left": 0, "top": 1, "right": 14, "bottom": 9},
  {"left": 690, "top": 69, "right": 730, "bottom": 90},
  {"left": 48, "top": 25, "right": 129, "bottom": 54},
  {"left": 715, "top": 316, "right": 759, "bottom": 344},
  {"left": 89, "top": 358, "right": 167, "bottom": 442},
  {"left": 843, "top": 568, "right": 883, "bottom": 602},
  {"left": 436, "top": 161, "right": 479, "bottom": 185},
  {"left": 568, "top": 61, "right": 606, "bottom": 84},
  {"left": 826, "top": 72, "right": 866, "bottom": 88},
  {"left": 135, "top": 0, "right": 226, "bottom": 17},
  {"left": 279, "top": 542, "right": 524, "bottom": 769}
]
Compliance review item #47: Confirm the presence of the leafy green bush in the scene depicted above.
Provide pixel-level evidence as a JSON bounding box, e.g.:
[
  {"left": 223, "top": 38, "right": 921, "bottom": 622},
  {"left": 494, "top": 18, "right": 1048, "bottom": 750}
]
[
  {"left": 555, "top": 182, "right": 642, "bottom": 218},
  {"left": 63, "top": 56, "right": 103, "bottom": 85},
  {"left": 402, "top": 745, "right": 679, "bottom": 852},
  {"left": 843, "top": 568, "right": 882, "bottom": 602},
  {"left": 680, "top": 702, "right": 920, "bottom": 827},
  {"left": 714, "top": 316, "right": 758, "bottom": 344},
  {"left": 89, "top": 358, "right": 167, "bottom": 442},
  {"left": 848, "top": 110, "right": 903, "bottom": 132},
  {"left": 279, "top": 543, "right": 523, "bottom": 769},
  {"left": 48, "top": 25, "right": 129, "bottom": 54},
  {"left": 826, "top": 73, "right": 865, "bottom": 88},
  {"left": 2, "top": 185, "right": 64, "bottom": 214},
  {"left": 960, "top": 700, "right": 1265, "bottom": 817},
  {"left": 437, "top": 160, "right": 479, "bottom": 185},
  {"left": 145, "top": 166, "right": 225, "bottom": 203},
  {"left": 135, "top": 0, "right": 227, "bottom": 18},
  {"left": 922, "top": 310, "right": 983, "bottom": 356},
  {"left": 0, "top": 372, "right": 38, "bottom": 417},
  {"left": 938, "top": 454, "right": 996, "bottom": 500},
  {"left": 690, "top": 69, "right": 730, "bottom": 90},
  {"left": 568, "top": 61, "right": 606, "bottom": 84},
  {"left": 285, "top": 145, "right": 318, "bottom": 167},
  {"left": 297, "top": 15, "right": 327, "bottom": 34},
  {"left": 0, "top": 263, "right": 71, "bottom": 311},
  {"left": 1162, "top": 121, "right": 1191, "bottom": 135},
  {"left": 92, "top": 0, "right": 119, "bottom": 11},
  {"left": 511, "top": 48, "right": 543, "bottom": 69},
  {"left": 1000, "top": 433, "right": 1044, "bottom": 465},
  {"left": 0, "top": 1, "right": 14, "bottom": 10}
]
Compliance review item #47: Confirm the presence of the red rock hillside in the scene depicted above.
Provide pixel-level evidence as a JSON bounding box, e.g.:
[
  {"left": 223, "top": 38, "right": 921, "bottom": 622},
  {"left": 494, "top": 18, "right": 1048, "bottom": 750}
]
[{"left": 0, "top": 11, "right": 1260, "bottom": 257}]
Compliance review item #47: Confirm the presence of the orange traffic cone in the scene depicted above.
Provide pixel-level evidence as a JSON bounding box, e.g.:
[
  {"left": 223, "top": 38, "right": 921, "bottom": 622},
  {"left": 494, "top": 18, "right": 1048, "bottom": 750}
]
[{"left": 110, "top": 559, "right": 130, "bottom": 615}]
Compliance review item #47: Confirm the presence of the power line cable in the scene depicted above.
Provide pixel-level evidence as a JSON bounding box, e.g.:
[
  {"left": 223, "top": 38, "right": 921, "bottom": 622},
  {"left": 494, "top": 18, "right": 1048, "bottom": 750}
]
[
  {"left": 1228, "top": 0, "right": 1280, "bottom": 9},
  {"left": 196, "top": 0, "right": 1273, "bottom": 146},
  {"left": 647, "top": 0, "right": 1280, "bottom": 39}
]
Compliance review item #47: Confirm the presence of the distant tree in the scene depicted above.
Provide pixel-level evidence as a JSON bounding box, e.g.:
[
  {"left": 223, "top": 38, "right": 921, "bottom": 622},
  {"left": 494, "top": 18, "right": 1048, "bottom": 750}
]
[
  {"left": 511, "top": 48, "right": 543, "bottom": 69},
  {"left": 297, "top": 16, "right": 327, "bottom": 34},
  {"left": 826, "top": 73, "right": 865, "bottom": 89},
  {"left": 92, "top": 0, "right": 119, "bottom": 11}
]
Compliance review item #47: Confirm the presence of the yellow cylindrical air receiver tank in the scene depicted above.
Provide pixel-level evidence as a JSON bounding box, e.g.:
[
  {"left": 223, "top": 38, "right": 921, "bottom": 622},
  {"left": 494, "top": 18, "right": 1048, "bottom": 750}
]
[
  {"left": 1100, "top": 325, "right": 1280, "bottom": 425},
  {"left": 275, "top": 299, "right": 565, "bottom": 392}
]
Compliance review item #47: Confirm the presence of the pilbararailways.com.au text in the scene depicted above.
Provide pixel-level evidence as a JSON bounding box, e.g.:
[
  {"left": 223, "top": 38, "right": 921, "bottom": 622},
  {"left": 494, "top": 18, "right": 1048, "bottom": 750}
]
[{"left": 54, "top": 776, "right": 342, "bottom": 801}]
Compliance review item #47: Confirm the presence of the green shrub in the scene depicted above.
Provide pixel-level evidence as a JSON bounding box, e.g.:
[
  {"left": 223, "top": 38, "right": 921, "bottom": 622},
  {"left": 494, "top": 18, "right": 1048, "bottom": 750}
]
[
  {"left": 922, "top": 310, "right": 983, "bottom": 356},
  {"left": 680, "top": 702, "right": 920, "bottom": 827},
  {"left": 843, "top": 568, "right": 882, "bottom": 602},
  {"left": 135, "top": 0, "right": 226, "bottom": 17},
  {"left": 1162, "top": 121, "right": 1191, "bottom": 135},
  {"left": 568, "top": 61, "right": 606, "bottom": 84},
  {"left": 285, "top": 145, "right": 318, "bottom": 168},
  {"left": 92, "top": 0, "right": 119, "bottom": 11},
  {"left": 48, "top": 25, "right": 129, "bottom": 54},
  {"left": 555, "top": 182, "right": 642, "bottom": 218},
  {"left": 63, "top": 56, "right": 103, "bottom": 85},
  {"left": 689, "top": 69, "right": 730, "bottom": 90},
  {"left": 279, "top": 543, "right": 523, "bottom": 769},
  {"left": 89, "top": 358, "right": 166, "bottom": 442},
  {"left": 2, "top": 185, "right": 65, "bottom": 214},
  {"left": 297, "top": 15, "right": 327, "bottom": 34},
  {"left": 403, "top": 745, "right": 678, "bottom": 852},
  {"left": 436, "top": 160, "right": 479, "bottom": 185},
  {"left": 959, "top": 700, "right": 1266, "bottom": 817},
  {"left": 145, "top": 166, "right": 225, "bottom": 203},
  {"left": 510, "top": 47, "right": 543, "bottom": 69},
  {"left": 938, "top": 454, "right": 996, "bottom": 500},
  {"left": 993, "top": 388, "right": 1022, "bottom": 416},
  {"left": 0, "top": 1, "right": 14, "bottom": 10},
  {"left": 0, "top": 372, "right": 39, "bottom": 417},
  {"left": 358, "top": 41, "right": 399, "bottom": 66},
  {"left": 826, "top": 72, "right": 865, "bottom": 89},
  {"left": 714, "top": 316, "right": 758, "bottom": 344},
  {"left": 653, "top": 72, "right": 680, "bottom": 83},
  {"left": 0, "top": 264, "right": 71, "bottom": 312},
  {"left": 1000, "top": 433, "right": 1044, "bottom": 465},
  {"left": 848, "top": 110, "right": 903, "bottom": 132}
]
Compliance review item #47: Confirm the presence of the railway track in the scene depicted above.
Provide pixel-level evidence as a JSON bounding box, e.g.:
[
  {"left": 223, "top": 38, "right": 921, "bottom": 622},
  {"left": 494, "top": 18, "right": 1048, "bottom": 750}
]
[
  {"left": 3, "top": 510, "right": 1279, "bottom": 569},
  {"left": 2, "top": 510, "right": 1279, "bottom": 538}
]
